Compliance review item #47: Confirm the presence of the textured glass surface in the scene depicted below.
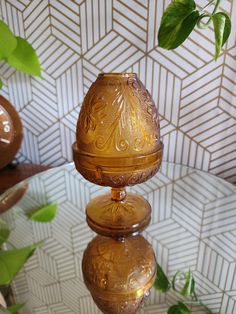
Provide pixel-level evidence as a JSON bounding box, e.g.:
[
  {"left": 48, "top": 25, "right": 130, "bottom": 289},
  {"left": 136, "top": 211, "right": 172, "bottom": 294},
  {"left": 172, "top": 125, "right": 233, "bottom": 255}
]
[
  {"left": 2, "top": 163, "right": 236, "bottom": 314},
  {"left": 86, "top": 191, "right": 151, "bottom": 238},
  {"left": 73, "top": 73, "right": 162, "bottom": 188}
]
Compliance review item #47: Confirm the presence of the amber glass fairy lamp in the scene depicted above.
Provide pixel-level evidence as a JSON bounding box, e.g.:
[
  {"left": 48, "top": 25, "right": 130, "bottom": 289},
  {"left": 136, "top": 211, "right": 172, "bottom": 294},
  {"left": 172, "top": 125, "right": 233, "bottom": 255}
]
[{"left": 73, "top": 73, "right": 163, "bottom": 314}]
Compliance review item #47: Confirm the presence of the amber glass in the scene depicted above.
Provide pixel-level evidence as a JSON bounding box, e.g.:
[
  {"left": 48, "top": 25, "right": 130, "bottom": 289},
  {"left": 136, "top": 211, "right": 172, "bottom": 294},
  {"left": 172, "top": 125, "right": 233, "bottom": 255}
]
[
  {"left": 73, "top": 73, "right": 162, "bottom": 187},
  {"left": 0, "top": 96, "right": 23, "bottom": 169},
  {"left": 86, "top": 188, "right": 151, "bottom": 238},
  {"left": 72, "top": 73, "right": 163, "bottom": 314},
  {"left": 82, "top": 235, "right": 156, "bottom": 314}
]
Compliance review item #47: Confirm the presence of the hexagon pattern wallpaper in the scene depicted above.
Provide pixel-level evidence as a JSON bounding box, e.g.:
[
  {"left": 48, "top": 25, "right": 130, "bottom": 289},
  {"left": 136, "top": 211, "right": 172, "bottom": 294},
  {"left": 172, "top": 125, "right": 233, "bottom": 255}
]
[{"left": 0, "top": 0, "right": 235, "bottom": 182}]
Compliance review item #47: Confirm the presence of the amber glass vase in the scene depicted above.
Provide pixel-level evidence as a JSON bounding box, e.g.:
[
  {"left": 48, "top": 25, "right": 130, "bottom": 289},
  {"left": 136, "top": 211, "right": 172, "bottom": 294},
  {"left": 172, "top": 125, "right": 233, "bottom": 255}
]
[{"left": 73, "top": 73, "right": 163, "bottom": 314}]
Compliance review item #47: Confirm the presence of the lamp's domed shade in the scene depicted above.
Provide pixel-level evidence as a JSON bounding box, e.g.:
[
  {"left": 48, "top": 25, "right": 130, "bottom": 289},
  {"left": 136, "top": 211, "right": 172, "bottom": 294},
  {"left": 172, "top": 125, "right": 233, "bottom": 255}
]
[{"left": 73, "top": 73, "right": 163, "bottom": 187}]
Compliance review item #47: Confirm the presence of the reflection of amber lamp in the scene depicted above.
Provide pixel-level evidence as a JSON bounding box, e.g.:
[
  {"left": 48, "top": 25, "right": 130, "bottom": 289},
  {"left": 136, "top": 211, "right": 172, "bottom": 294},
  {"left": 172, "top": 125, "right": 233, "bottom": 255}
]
[{"left": 72, "top": 73, "right": 163, "bottom": 313}]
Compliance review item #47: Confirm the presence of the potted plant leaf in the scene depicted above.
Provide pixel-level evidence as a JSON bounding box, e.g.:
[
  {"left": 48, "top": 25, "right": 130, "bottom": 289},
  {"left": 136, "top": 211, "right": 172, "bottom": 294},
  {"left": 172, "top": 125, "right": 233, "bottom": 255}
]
[
  {"left": 158, "top": 0, "right": 231, "bottom": 60},
  {"left": 0, "top": 183, "right": 58, "bottom": 313},
  {"left": 0, "top": 19, "right": 41, "bottom": 88}
]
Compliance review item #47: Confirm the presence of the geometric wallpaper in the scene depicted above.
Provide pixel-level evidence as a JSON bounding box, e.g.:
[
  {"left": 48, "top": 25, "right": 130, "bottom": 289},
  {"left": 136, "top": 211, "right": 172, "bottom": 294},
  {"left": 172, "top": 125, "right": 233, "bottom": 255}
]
[
  {"left": 3, "top": 162, "right": 236, "bottom": 313},
  {"left": 0, "top": 0, "right": 235, "bottom": 182}
]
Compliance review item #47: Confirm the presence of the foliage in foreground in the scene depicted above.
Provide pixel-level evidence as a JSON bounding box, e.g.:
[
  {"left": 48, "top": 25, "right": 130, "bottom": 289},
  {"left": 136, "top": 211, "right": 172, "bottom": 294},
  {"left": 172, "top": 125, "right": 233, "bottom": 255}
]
[
  {"left": 158, "top": 0, "right": 231, "bottom": 60},
  {"left": 154, "top": 263, "right": 213, "bottom": 314},
  {"left": 0, "top": 200, "right": 57, "bottom": 312},
  {"left": 0, "top": 19, "right": 41, "bottom": 89}
]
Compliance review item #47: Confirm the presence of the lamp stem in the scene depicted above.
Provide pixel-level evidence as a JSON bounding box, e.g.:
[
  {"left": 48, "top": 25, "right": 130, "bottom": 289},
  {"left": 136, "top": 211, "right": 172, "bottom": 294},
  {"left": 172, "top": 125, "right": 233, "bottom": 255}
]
[{"left": 111, "top": 187, "right": 126, "bottom": 201}]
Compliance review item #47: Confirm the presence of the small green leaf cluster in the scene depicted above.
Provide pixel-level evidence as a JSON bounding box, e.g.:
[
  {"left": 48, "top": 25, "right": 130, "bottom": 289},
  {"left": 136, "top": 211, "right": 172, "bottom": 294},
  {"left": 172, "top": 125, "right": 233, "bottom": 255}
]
[
  {"left": 1, "top": 303, "right": 24, "bottom": 313},
  {"left": 0, "top": 242, "right": 40, "bottom": 286},
  {"left": 0, "top": 19, "right": 41, "bottom": 89},
  {"left": 0, "top": 233, "right": 39, "bottom": 313},
  {"left": 154, "top": 264, "right": 213, "bottom": 314},
  {"left": 0, "top": 200, "right": 57, "bottom": 312},
  {"left": 158, "top": 0, "right": 231, "bottom": 60},
  {"left": 27, "top": 203, "right": 57, "bottom": 222},
  {"left": 0, "top": 202, "right": 57, "bottom": 283}
]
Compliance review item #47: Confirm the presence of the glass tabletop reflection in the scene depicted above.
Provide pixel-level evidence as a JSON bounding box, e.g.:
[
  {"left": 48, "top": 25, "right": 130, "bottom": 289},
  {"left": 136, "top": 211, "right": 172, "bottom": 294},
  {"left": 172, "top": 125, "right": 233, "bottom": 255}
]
[{"left": 2, "top": 162, "right": 236, "bottom": 314}]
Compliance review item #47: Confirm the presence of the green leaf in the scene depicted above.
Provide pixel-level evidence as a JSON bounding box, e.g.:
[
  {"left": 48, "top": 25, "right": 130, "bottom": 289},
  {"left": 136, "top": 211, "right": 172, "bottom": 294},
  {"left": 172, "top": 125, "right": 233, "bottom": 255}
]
[
  {"left": 168, "top": 302, "right": 190, "bottom": 314},
  {"left": 172, "top": 270, "right": 196, "bottom": 296},
  {"left": 158, "top": 0, "right": 199, "bottom": 49},
  {"left": 181, "top": 270, "right": 195, "bottom": 296},
  {"left": 221, "top": 14, "right": 231, "bottom": 47},
  {"left": 28, "top": 203, "right": 57, "bottom": 222},
  {"left": 212, "top": 12, "right": 231, "bottom": 60},
  {"left": 0, "top": 20, "right": 17, "bottom": 60},
  {"left": 7, "top": 37, "right": 41, "bottom": 77},
  {"left": 0, "top": 229, "right": 10, "bottom": 246},
  {"left": 153, "top": 263, "right": 171, "bottom": 292},
  {"left": 0, "top": 79, "right": 2, "bottom": 89},
  {"left": 0, "top": 243, "right": 39, "bottom": 285},
  {"left": 6, "top": 304, "right": 24, "bottom": 314}
]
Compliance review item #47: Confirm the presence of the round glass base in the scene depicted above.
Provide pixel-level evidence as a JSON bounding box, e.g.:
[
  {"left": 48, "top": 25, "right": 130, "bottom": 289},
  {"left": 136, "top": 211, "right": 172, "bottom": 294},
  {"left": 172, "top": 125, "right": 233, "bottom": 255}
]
[{"left": 86, "top": 192, "right": 151, "bottom": 238}]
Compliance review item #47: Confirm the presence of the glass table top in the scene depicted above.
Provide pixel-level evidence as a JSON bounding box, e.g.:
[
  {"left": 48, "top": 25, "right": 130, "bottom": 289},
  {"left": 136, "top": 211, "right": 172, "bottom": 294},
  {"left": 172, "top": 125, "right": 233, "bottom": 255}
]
[{"left": 2, "top": 162, "right": 236, "bottom": 314}]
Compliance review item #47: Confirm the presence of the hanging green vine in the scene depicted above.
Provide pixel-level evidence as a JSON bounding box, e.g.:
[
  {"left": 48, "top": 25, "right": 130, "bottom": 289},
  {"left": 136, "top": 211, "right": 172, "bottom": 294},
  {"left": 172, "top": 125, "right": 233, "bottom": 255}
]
[
  {"left": 154, "top": 264, "right": 213, "bottom": 313},
  {"left": 158, "top": 0, "right": 231, "bottom": 60}
]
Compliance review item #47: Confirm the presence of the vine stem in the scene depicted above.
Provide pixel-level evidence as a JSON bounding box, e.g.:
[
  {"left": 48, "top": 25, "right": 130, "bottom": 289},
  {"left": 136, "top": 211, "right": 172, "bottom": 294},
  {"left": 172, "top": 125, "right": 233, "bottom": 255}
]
[
  {"left": 184, "top": 301, "right": 213, "bottom": 314},
  {"left": 197, "top": 0, "right": 222, "bottom": 29},
  {"left": 185, "top": 291, "right": 212, "bottom": 314}
]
